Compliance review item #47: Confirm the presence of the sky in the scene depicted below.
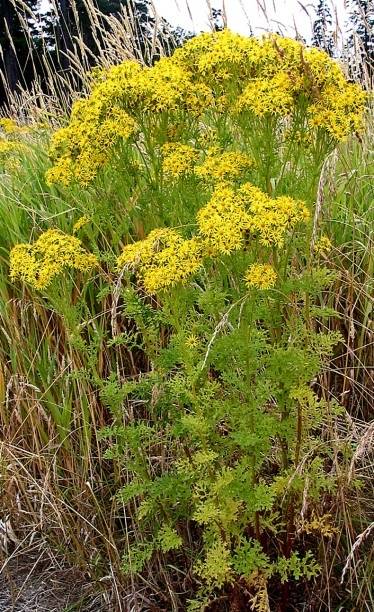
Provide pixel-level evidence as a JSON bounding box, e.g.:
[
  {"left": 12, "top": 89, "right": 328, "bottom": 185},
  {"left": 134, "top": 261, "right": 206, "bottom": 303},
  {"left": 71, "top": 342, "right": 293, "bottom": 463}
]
[
  {"left": 39, "top": 0, "right": 348, "bottom": 43},
  {"left": 152, "top": 0, "right": 345, "bottom": 40}
]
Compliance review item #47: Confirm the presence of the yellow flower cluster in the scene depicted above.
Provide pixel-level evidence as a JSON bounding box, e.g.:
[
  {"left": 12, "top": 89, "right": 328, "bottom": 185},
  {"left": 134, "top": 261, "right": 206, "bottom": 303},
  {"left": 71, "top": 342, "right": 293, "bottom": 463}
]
[
  {"left": 195, "top": 148, "right": 254, "bottom": 181},
  {"left": 118, "top": 228, "right": 179, "bottom": 269},
  {"left": 308, "top": 83, "right": 366, "bottom": 140},
  {"left": 161, "top": 144, "right": 254, "bottom": 183},
  {"left": 117, "top": 228, "right": 203, "bottom": 294},
  {"left": 197, "top": 183, "right": 252, "bottom": 254},
  {"left": 47, "top": 31, "right": 366, "bottom": 185},
  {"left": 10, "top": 182, "right": 308, "bottom": 293},
  {"left": 302, "top": 47, "right": 349, "bottom": 88},
  {"left": 115, "top": 179, "right": 309, "bottom": 293},
  {"left": 197, "top": 182, "right": 310, "bottom": 254},
  {"left": 239, "top": 183, "right": 310, "bottom": 247},
  {"left": 73, "top": 215, "right": 91, "bottom": 233},
  {"left": 162, "top": 142, "right": 198, "bottom": 178},
  {"left": 10, "top": 229, "right": 98, "bottom": 289},
  {"left": 0, "top": 118, "right": 29, "bottom": 175},
  {"left": 46, "top": 94, "right": 138, "bottom": 186},
  {"left": 313, "top": 235, "right": 332, "bottom": 256},
  {"left": 236, "top": 72, "right": 295, "bottom": 117},
  {"left": 0, "top": 136, "right": 26, "bottom": 174},
  {"left": 0, "top": 118, "right": 25, "bottom": 134},
  {"left": 173, "top": 31, "right": 366, "bottom": 131},
  {"left": 0, "top": 139, "right": 20, "bottom": 156},
  {"left": 245, "top": 263, "right": 277, "bottom": 290},
  {"left": 134, "top": 58, "right": 194, "bottom": 112}
]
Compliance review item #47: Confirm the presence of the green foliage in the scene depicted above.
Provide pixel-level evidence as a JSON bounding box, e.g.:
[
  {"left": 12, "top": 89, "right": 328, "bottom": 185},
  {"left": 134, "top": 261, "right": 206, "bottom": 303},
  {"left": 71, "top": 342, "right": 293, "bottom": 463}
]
[
  {"left": 157, "top": 525, "right": 183, "bottom": 553},
  {"left": 232, "top": 538, "right": 270, "bottom": 578},
  {"left": 121, "top": 539, "right": 154, "bottom": 575},
  {"left": 276, "top": 551, "right": 321, "bottom": 583}
]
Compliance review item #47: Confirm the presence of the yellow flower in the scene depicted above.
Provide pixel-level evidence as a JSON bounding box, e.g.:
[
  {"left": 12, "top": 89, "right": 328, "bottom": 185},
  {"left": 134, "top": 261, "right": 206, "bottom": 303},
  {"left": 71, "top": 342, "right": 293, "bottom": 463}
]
[
  {"left": 117, "top": 229, "right": 203, "bottom": 294},
  {"left": 162, "top": 142, "right": 199, "bottom": 179},
  {"left": 9, "top": 244, "right": 40, "bottom": 287},
  {"left": 185, "top": 334, "right": 200, "bottom": 349},
  {"left": 237, "top": 72, "right": 295, "bottom": 117},
  {"left": 142, "top": 237, "right": 203, "bottom": 293},
  {"left": 45, "top": 30, "right": 366, "bottom": 185},
  {"left": 0, "top": 118, "right": 23, "bottom": 134},
  {"left": 0, "top": 138, "right": 24, "bottom": 157},
  {"left": 73, "top": 215, "right": 90, "bottom": 233},
  {"left": 195, "top": 148, "right": 254, "bottom": 181},
  {"left": 303, "top": 47, "right": 347, "bottom": 88},
  {"left": 239, "top": 183, "right": 310, "bottom": 247},
  {"left": 117, "top": 228, "right": 182, "bottom": 270},
  {"left": 245, "top": 263, "right": 277, "bottom": 289},
  {"left": 197, "top": 183, "right": 252, "bottom": 254},
  {"left": 308, "top": 83, "right": 366, "bottom": 140},
  {"left": 47, "top": 97, "right": 137, "bottom": 186},
  {"left": 185, "top": 83, "right": 214, "bottom": 115},
  {"left": 10, "top": 229, "right": 98, "bottom": 289},
  {"left": 45, "top": 156, "right": 74, "bottom": 187},
  {"left": 313, "top": 235, "right": 332, "bottom": 256}
]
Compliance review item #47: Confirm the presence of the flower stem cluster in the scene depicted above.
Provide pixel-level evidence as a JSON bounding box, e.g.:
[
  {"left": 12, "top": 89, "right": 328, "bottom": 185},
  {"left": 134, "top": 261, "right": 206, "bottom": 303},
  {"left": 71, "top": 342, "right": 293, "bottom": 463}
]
[
  {"left": 116, "top": 181, "right": 309, "bottom": 294},
  {"left": 195, "top": 148, "right": 254, "bottom": 182},
  {"left": 0, "top": 119, "right": 28, "bottom": 173},
  {"left": 197, "top": 181, "right": 310, "bottom": 255}
]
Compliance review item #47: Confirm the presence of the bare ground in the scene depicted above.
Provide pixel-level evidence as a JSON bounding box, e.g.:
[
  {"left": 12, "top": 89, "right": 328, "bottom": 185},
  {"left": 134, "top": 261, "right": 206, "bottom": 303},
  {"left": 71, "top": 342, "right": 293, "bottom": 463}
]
[{"left": 0, "top": 548, "right": 101, "bottom": 612}]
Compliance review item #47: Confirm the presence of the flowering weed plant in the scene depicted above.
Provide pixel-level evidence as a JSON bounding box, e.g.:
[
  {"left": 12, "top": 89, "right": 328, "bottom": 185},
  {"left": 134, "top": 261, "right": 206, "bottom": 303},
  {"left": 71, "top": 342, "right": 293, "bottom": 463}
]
[{"left": 3, "top": 30, "right": 372, "bottom": 611}]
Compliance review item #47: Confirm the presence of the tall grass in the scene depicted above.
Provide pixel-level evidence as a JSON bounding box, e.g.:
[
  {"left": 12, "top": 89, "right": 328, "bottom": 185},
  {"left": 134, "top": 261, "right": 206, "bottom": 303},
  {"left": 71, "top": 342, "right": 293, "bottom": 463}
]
[
  {"left": 0, "top": 2, "right": 373, "bottom": 611},
  {"left": 1, "top": 0, "right": 186, "bottom": 121}
]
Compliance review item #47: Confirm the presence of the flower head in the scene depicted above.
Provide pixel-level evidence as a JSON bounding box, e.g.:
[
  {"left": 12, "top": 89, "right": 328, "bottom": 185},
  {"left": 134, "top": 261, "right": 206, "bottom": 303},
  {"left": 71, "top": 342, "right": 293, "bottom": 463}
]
[
  {"left": 195, "top": 149, "right": 254, "bottom": 182},
  {"left": 117, "top": 229, "right": 203, "bottom": 294},
  {"left": 162, "top": 142, "right": 199, "bottom": 179},
  {"left": 73, "top": 215, "right": 90, "bottom": 233},
  {"left": 10, "top": 229, "right": 98, "bottom": 289},
  {"left": 46, "top": 31, "right": 366, "bottom": 186},
  {"left": 313, "top": 235, "right": 332, "bottom": 257},
  {"left": 239, "top": 184, "right": 310, "bottom": 247},
  {"left": 237, "top": 72, "right": 295, "bottom": 117},
  {"left": 245, "top": 263, "right": 277, "bottom": 290},
  {"left": 197, "top": 183, "right": 252, "bottom": 254},
  {"left": 0, "top": 118, "right": 24, "bottom": 134}
]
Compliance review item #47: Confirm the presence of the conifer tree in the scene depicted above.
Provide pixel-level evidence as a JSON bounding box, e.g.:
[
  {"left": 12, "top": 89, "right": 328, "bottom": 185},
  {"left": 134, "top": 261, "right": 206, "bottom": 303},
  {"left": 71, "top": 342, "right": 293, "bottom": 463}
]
[
  {"left": 347, "top": 0, "right": 374, "bottom": 81},
  {"left": 44, "top": 1, "right": 154, "bottom": 70},
  {"left": 0, "top": 0, "right": 191, "bottom": 106},
  {"left": 312, "top": 0, "right": 335, "bottom": 56},
  {"left": 0, "top": 0, "right": 40, "bottom": 103},
  {"left": 211, "top": 8, "right": 224, "bottom": 32},
  {"left": 43, "top": 1, "right": 178, "bottom": 70}
]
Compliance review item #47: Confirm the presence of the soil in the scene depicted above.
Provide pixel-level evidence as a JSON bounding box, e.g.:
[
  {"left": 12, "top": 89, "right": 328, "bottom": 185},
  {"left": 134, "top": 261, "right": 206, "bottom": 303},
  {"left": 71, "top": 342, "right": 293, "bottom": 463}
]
[{"left": 0, "top": 550, "right": 95, "bottom": 612}]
